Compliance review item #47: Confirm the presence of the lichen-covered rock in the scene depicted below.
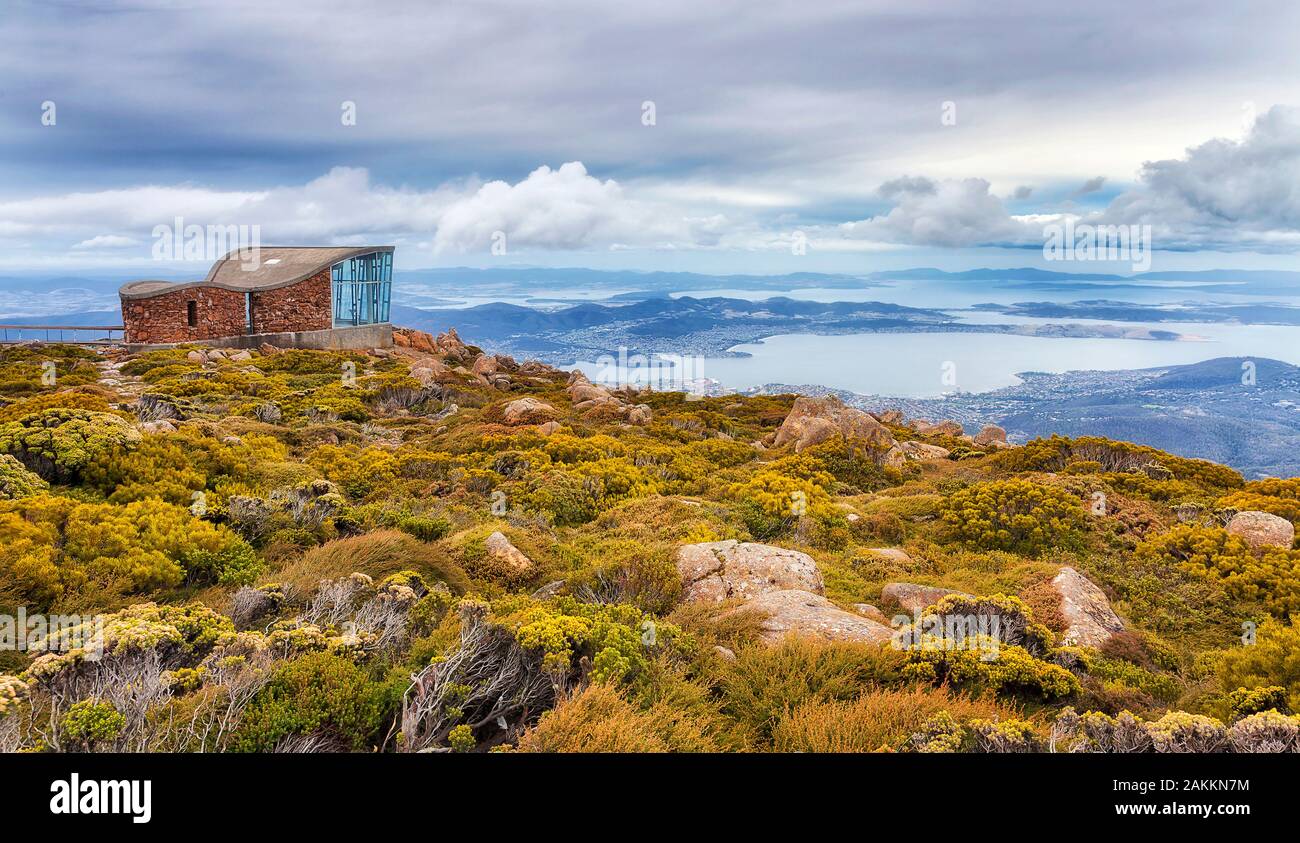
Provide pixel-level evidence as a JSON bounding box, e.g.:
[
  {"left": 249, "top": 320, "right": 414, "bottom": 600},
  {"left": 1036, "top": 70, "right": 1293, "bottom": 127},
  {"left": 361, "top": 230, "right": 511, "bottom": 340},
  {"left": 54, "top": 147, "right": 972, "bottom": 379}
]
[
  {"left": 502, "top": 397, "right": 558, "bottom": 425},
  {"left": 409, "top": 360, "right": 450, "bottom": 385},
  {"left": 485, "top": 531, "right": 533, "bottom": 573},
  {"left": 435, "top": 328, "right": 468, "bottom": 360},
  {"left": 1226, "top": 510, "right": 1295, "bottom": 550},
  {"left": 772, "top": 395, "right": 895, "bottom": 453},
  {"left": 726, "top": 589, "right": 896, "bottom": 644},
  {"left": 1050, "top": 566, "right": 1124, "bottom": 647},
  {"left": 973, "top": 424, "right": 1007, "bottom": 445},
  {"left": 852, "top": 603, "right": 890, "bottom": 623},
  {"left": 140, "top": 419, "right": 177, "bottom": 435},
  {"left": 914, "top": 420, "right": 963, "bottom": 437},
  {"left": 675, "top": 540, "right": 823, "bottom": 603},
  {"left": 881, "top": 582, "right": 971, "bottom": 616},
  {"left": 568, "top": 376, "right": 613, "bottom": 404},
  {"left": 864, "top": 547, "right": 914, "bottom": 566},
  {"left": 900, "top": 440, "right": 950, "bottom": 460}
]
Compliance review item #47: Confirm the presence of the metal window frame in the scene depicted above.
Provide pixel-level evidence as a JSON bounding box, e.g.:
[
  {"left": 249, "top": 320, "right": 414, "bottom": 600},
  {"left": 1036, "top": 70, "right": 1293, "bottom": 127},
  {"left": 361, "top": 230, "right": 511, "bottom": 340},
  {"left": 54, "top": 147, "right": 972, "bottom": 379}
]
[{"left": 331, "top": 250, "right": 392, "bottom": 327}]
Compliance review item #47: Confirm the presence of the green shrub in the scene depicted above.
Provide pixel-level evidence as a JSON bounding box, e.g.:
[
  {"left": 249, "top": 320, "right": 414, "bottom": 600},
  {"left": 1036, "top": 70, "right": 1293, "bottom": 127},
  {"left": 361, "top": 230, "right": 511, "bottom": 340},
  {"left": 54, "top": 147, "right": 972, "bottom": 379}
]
[
  {"left": 1216, "top": 619, "right": 1300, "bottom": 715},
  {"left": 1136, "top": 524, "right": 1300, "bottom": 617},
  {"left": 995, "top": 435, "right": 1242, "bottom": 491},
  {"left": 940, "top": 478, "right": 1085, "bottom": 555},
  {"left": 1228, "top": 685, "right": 1289, "bottom": 719},
  {"left": 0, "top": 345, "right": 99, "bottom": 396},
  {"left": 396, "top": 514, "right": 451, "bottom": 542},
  {"left": 61, "top": 700, "right": 126, "bottom": 748},
  {"left": 0, "top": 454, "right": 48, "bottom": 499},
  {"left": 0, "top": 494, "right": 260, "bottom": 608},
  {"left": 0, "top": 409, "right": 141, "bottom": 482},
  {"left": 903, "top": 641, "right": 1080, "bottom": 701},
  {"left": 518, "top": 469, "right": 597, "bottom": 526},
  {"left": 231, "top": 652, "right": 401, "bottom": 752}
]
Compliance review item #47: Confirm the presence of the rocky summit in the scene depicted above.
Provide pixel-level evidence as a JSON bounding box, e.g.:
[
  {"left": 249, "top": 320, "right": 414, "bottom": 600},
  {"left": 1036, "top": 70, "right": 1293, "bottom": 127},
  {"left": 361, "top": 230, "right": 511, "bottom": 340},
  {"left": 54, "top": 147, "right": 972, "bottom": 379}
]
[{"left": 0, "top": 332, "right": 1296, "bottom": 756}]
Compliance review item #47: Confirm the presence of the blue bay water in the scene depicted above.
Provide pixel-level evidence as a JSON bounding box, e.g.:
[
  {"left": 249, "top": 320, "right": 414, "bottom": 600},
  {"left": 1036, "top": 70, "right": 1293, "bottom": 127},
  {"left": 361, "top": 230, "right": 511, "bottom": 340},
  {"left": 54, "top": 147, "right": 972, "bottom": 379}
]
[{"left": 586, "top": 280, "right": 1300, "bottom": 397}]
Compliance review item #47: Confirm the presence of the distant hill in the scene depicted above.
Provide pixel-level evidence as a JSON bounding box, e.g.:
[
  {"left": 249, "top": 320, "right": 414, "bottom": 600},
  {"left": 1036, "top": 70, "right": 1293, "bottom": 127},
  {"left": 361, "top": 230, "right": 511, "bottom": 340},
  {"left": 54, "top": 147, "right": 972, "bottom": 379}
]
[
  {"left": 817, "top": 357, "right": 1300, "bottom": 478},
  {"left": 865, "top": 267, "right": 1300, "bottom": 284}
]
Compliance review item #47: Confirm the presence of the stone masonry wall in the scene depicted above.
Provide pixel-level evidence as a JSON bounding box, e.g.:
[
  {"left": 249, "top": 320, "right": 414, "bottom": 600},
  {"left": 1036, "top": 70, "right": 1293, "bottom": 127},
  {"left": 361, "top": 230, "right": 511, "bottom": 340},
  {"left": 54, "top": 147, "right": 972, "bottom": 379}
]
[
  {"left": 122, "top": 286, "right": 246, "bottom": 344},
  {"left": 250, "top": 269, "right": 332, "bottom": 334},
  {"left": 122, "top": 269, "right": 334, "bottom": 344}
]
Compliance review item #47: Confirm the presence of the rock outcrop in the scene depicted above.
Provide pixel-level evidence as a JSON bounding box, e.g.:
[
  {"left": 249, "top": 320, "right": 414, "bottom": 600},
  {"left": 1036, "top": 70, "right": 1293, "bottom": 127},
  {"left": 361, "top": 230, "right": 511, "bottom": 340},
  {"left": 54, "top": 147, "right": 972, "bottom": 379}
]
[
  {"left": 900, "top": 440, "right": 950, "bottom": 460},
  {"left": 913, "top": 419, "right": 963, "bottom": 437},
  {"left": 973, "top": 424, "right": 1007, "bottom": 445},
  {"left": 569, "top": 376, "right": 613, "bottom": 404},
  {"left": 1226, "top": 510, "right": 1295, "bottom": 550},
  {"left": 409, "top": 359, "right": 451, "bottom": 385},
  {"left": 139, "top": 419, "right": 177, "bottom": 435},
  {"left": 772, "top": 395, "right": 895, "bottom": 453},
  {"left": 863, "top": 547, "right": 915, "bottom": 566},
  {"left": 675, "top": 540, "right": 824, "bottom": 602},
  {"left": 566, "top": 372, "right": 652, "bottom": 425},
  {"left": 502, "top": 397, "right": 558, "bottom": 425},
  {"left": 851, "top": 603, "right": 890, "bottom": 624},
  {"left": 881, "top": 582, "right": 972, "bottom": 616},
  {"left": 393, "top": 328, "right": 437, "bottom": 354},
  {"left": 1050, "top": 566, "right": 1125, "bottom": 647},
  {"left": 484, "top": 531, "right": 533, "bottom": 573},
  {"left": 726, "top": 589, "right": 895, "bottom": 645},
  {"left": 676, "top": 540, "right": 893, "bottom": 644}
]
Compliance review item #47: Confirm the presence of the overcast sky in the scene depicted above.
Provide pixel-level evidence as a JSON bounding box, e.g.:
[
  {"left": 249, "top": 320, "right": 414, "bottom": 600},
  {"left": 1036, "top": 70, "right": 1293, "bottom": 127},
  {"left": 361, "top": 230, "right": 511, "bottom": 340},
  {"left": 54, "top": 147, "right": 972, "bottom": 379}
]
[{"left": 3, "top": 0, "right": 1300, "bottom": 274}]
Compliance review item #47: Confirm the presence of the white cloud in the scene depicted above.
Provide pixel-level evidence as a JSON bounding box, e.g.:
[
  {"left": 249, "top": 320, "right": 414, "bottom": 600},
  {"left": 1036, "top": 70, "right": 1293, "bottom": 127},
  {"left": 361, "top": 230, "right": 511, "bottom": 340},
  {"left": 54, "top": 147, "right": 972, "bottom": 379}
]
[
  {"left": 5, "top": 108, "right": 1300, "bottom": 267},
  {"left": 72, "top": 234, "right": 140, "bottom": 250},
  {"left": 827, "top": 106, "right": 1300, "bottom": 254},
  {"left": 0, "top": 163, "right": 723, "bottom": 263},
  {"left": 431, "top": 162, "right": 701, "bottom": 254},
  {"left": 1100, "top": 105, "right": 1300, "bottom": 251},
  {"left": 839, "top": 177, "right": 1036, "bottom": 248}
]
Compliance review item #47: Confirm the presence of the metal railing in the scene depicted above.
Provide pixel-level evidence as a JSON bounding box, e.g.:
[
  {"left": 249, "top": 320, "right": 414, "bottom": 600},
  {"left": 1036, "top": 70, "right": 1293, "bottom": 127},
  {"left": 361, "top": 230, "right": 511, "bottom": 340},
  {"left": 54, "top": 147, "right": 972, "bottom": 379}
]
[{"left": 0, "top": 324, "right": 126, "bottom": 345}]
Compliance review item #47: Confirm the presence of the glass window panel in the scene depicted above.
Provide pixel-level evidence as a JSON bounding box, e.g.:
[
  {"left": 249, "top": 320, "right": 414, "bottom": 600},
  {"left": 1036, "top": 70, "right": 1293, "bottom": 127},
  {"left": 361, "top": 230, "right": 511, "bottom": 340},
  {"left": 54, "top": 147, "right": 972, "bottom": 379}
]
[{"left": 332, "top": 250, "right": 393, "bottom": 327}]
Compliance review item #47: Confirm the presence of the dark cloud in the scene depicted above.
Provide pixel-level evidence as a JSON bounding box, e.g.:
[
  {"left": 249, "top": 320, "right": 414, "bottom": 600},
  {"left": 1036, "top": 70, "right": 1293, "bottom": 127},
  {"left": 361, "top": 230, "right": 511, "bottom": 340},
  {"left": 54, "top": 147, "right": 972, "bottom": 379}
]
[
  {"left": 1101, "top": 106, "right": 1300, "bottom": 250},
  {"left": 2, "top": 1, "right": 1300, "bottom": 265},
  {"left": 1070, "top": 177, "right": 1107, "bottom": 198}
]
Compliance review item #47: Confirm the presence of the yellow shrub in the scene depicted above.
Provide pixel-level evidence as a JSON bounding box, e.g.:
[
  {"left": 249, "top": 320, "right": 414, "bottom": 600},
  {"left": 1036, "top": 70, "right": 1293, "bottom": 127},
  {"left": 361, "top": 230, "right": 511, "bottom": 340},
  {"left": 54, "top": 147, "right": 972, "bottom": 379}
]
[
  {"left": 517, "top": 682, "right": 717, "bottom": 752},
  {"left": 772, "top": 685, "right": 1020, "bottom": 752}
]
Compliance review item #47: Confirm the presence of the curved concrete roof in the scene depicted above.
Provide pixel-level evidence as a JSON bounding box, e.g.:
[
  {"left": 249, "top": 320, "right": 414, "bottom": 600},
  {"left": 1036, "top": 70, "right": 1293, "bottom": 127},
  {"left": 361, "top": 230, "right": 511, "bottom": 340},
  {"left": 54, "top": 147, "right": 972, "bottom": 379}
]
[{"left": 120, "top": 246, "right": 393, "bottom": 300}]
